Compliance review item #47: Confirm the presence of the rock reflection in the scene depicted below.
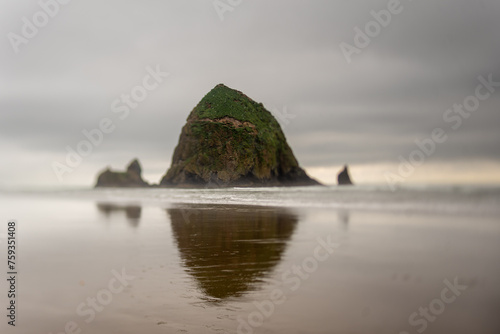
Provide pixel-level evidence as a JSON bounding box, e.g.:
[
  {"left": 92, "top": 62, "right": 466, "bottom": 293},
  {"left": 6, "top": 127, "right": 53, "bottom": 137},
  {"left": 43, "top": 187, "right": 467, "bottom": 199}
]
[
  {"left": 96, "top": 203, "right": 141, "bottom": 228},
  {"left": 338, "top": 209, "right": 350, "bottom": 228},
  {"left": 167, "top": 204, "right": 299, "bottom": 300}
]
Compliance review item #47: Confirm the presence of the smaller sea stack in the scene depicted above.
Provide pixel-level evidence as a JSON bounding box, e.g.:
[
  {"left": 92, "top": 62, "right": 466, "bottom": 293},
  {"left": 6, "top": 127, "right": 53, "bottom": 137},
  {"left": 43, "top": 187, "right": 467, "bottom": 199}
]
[
  {"left": 95, "top": 159, "right": 149, "bottom": 188},
  {"left": 337, "top": 165, "right": 353, "bottom": 186}
]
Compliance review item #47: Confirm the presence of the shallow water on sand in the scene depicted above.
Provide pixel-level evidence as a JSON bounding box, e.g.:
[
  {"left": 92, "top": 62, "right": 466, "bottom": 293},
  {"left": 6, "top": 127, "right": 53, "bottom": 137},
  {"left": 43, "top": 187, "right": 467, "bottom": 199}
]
[{"left": 0, "top": 191, "right": 499, "bottom": 334}]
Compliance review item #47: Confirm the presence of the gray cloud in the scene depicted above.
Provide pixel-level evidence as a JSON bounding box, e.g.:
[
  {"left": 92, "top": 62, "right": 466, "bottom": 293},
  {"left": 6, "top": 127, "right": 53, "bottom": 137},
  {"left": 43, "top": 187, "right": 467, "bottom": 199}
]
[{"left": 0, "top": 0, "right": 499, "bottom": 186}]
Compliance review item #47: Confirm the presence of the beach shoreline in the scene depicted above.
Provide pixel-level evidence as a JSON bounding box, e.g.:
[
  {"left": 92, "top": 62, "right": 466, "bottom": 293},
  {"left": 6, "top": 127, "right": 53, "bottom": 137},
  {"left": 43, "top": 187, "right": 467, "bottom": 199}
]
[{"left": 0, "top": 189, "right": 499, "bottom": 334}]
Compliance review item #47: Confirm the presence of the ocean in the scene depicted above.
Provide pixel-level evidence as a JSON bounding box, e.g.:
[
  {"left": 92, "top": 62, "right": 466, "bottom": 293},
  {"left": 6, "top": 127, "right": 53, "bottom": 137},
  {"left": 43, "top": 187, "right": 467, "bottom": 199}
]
[
  {"left": 41, "top": 184, "right": 500, "bottom": 215},
  {"left": 0, "top": 185, "right": 499, "bottom": 333}
]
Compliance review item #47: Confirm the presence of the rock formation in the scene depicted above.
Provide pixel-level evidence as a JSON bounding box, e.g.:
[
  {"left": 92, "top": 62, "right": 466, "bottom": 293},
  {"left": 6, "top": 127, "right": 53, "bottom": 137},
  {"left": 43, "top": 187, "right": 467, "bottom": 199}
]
[
  {"left": 337, "top": 165, "right": 353, "bottom": 185},
  {"left": 95, "top": 159, "right": 149, "bottom": 188},
  {"left": 160, "top": 84, "right": 321, "bottom": 188}
]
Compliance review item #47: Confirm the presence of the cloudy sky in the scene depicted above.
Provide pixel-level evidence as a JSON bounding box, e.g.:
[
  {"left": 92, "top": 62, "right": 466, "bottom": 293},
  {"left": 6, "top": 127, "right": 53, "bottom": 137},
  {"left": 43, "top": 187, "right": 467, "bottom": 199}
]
[{"left": 1, "top": 0, "right": 499, "bottom": 188}]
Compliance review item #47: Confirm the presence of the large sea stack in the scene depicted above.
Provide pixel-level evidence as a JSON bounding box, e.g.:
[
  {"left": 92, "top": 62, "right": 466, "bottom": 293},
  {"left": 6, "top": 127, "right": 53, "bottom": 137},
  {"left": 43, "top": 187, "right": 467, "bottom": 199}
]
[
  {"left": 95, "top": 159, "right": 149, "bottom": 188},
  {"left": 160, "top": 84, "right": 320, "bottom": 188}
]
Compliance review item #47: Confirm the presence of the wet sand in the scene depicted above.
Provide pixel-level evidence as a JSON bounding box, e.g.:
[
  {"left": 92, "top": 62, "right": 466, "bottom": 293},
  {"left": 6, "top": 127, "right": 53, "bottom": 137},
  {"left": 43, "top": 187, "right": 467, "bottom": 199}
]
[{"left": 0, "top": 193, "right": 499, "bottom": 334}]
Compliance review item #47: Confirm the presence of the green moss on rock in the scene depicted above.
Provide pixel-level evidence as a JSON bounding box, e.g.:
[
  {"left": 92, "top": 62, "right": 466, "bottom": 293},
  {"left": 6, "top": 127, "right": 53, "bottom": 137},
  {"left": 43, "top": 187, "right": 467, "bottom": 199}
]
[{"left": 160, "top": 84, "right": 321, "bottom": 187}]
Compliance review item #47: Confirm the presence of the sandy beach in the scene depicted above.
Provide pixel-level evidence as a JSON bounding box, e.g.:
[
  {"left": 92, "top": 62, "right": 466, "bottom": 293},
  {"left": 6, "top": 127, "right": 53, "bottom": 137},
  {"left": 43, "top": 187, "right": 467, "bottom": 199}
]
[{"left": 1, "top": 188, "right": 499, "bottom": 334}]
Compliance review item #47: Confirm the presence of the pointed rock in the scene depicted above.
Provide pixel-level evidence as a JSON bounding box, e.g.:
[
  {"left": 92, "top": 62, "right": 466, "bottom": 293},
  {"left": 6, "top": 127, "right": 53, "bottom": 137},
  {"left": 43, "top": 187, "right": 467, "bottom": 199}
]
[
  {"left": 337, "top": 165, "right": 353, "bottom": 185},
  {"left": 127, "top": 159, "right": 142, "bottom": 177},
  {"left": 160, "top": 84, "right": 321, "bottom": 188}
]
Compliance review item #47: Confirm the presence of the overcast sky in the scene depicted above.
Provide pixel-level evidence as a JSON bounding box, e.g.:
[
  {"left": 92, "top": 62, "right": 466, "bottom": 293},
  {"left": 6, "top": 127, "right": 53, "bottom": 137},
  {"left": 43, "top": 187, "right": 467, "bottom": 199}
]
[{"left": 1, "top": 0, "right": 499, "bottom": 187}]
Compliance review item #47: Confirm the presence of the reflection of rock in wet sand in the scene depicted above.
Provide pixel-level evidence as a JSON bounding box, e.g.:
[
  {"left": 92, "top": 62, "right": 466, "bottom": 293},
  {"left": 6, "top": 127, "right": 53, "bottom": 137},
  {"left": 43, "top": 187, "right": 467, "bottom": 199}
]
[
  {"left": 167, "top": 204, "right": 299, "bottom": 300},
  {"left": 96, "top": 203, "right": 141, "bottom": 228},
  {"left": 338, "top": 209, "right": 350, "bottom": 227}
]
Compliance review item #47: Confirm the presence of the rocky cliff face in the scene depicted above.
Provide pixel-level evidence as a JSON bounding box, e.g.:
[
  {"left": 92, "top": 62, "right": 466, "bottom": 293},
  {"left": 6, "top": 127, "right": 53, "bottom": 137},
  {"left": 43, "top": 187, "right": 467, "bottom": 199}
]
[
  {"left": 160, "top": 84, "right": 320, "bottom": 188},
  {"left": 95, "top": 159, "right": 149, "bottom": 188}
]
